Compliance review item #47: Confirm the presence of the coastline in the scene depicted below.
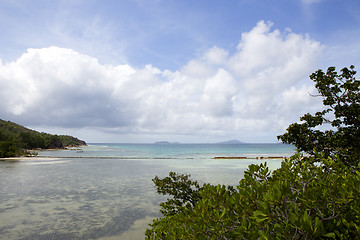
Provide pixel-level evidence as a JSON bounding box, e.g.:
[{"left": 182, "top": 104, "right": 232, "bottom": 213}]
[
  {"left": 1, "top": 156, "right": 288, "bottom": 161},
  {"left": 0, "top": 157, "right": 60, "bottom": 161},
  {"left": 0, "top": 145, "right": 87, "bottom": 161}
]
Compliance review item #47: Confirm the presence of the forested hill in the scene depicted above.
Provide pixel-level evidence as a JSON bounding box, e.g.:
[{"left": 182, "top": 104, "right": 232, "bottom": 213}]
[{"left": 0, "top": 119, "right": 86, "bottom": 157}]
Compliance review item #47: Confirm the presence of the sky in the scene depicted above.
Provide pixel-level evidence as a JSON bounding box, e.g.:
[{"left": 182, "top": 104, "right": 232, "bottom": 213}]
[{"left": 0, "top": 0, "right": 359, "bottom": 143}]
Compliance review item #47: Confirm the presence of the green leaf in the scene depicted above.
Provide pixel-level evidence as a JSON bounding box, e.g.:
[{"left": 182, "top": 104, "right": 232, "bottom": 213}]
[{"left": 322, "top": 232, "right": 335, "bottom": 238}]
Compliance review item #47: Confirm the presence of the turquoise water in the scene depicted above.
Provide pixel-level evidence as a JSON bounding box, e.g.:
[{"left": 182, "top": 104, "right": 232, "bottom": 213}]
[
  {"left": 40, "top": 143, "right": 294, "bottom": 159},
  {"left": 0, "top": 143, "right": 295, "bottom": 239}
]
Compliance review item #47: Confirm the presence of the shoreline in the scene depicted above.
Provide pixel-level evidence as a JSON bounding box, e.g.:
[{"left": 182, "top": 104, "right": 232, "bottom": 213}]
[
  {"left": 30, "top": 145, "right": 87, "bottom": 151},
  {"left": 1, "top": 155, "right": 288, "bottom": 161},
  {"left": 0, "top": 157, "right": 60, "bottom": 161},
  {"left": 0, "top": 145, "right": 88, "bottom": 161}
]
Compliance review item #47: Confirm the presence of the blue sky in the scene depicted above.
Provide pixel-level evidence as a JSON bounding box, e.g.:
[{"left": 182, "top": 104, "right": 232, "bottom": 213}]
[{"left": 0, "top": 0, "right": 359, "bottom": 143}]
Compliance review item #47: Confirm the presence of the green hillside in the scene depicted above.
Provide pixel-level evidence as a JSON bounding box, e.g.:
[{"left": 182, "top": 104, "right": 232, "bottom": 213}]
[{"left": 0, "top": 119, "right": 86, "bottom": 158}]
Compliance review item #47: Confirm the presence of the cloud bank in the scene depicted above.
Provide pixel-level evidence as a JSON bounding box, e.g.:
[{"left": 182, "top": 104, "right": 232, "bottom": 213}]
[{"left": 0, "top": 21, "right": 324, "bottom": 142}]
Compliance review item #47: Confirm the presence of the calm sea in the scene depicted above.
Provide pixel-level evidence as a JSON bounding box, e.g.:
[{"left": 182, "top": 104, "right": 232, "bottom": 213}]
[{"left": 0, "top": 143, "right": 295, "bottom": 239}]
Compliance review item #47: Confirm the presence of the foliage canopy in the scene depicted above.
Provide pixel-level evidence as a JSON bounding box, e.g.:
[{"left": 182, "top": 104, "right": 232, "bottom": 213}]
[
  {"left": 278, "top": 65, "right": 360, "bottom": 168},
  {"left": 146, "top": 66, "right": 360, "bottom": 239},
  {"left": 0, "top": 119, "right": 86, "bottom": 157}
]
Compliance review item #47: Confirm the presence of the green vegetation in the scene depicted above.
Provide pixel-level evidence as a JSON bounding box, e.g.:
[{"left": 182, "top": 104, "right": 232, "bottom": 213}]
[
  {"left": 278, "top": 65, "right": 360, "bottom": 169},
  {"left": 145, "top": 65, "right": 360, "bottom": 239},
  {"left": 0, "top": 119, "right": 86, "bottom": 158}
]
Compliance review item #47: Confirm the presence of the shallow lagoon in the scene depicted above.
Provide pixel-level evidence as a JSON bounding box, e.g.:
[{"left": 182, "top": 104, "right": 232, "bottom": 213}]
[{"left": 0, "top": 143, "right": 294, "bottom": 239}]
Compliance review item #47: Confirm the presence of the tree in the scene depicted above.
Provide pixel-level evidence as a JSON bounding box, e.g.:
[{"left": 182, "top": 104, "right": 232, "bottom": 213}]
[
  {"left": 277, "top": 65, "right": 360, "bottom": 168},
  {"left": 146, "top": 65, "right": 360, "bottom": 239},
  {"left": 152, "top": 172, "right": 203, "bottom": 217}
]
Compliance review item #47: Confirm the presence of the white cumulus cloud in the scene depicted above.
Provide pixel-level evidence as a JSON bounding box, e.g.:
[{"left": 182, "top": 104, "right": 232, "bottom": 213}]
[{"left": 0, "top": 21, "right": 324, "bottom": 142}]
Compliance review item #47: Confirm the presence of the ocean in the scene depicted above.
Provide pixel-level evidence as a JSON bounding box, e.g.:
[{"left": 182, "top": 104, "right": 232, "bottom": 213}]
[{"left": 0, "top": 143, "right": 295, "bottom": 239}]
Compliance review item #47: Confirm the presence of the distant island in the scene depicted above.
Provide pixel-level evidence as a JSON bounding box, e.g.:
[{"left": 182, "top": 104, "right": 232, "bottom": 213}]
[
  {"left": 217, "top": 139, "right": 244, "bottom": 144},
  {"left": 0, "top": 119, "right": 86, "bottom": 158}
]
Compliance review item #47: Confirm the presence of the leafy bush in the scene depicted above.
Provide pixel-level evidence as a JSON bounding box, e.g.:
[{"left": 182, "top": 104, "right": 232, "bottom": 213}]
[
  {"left": 0, "top": 139, "right": 24, "bottom": 158},
  {"left": 146, "top": 66, "right": 360, "bottom": 239},
  {"left": 146, "top": 156, "right": 360, "bottom": 239}
]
